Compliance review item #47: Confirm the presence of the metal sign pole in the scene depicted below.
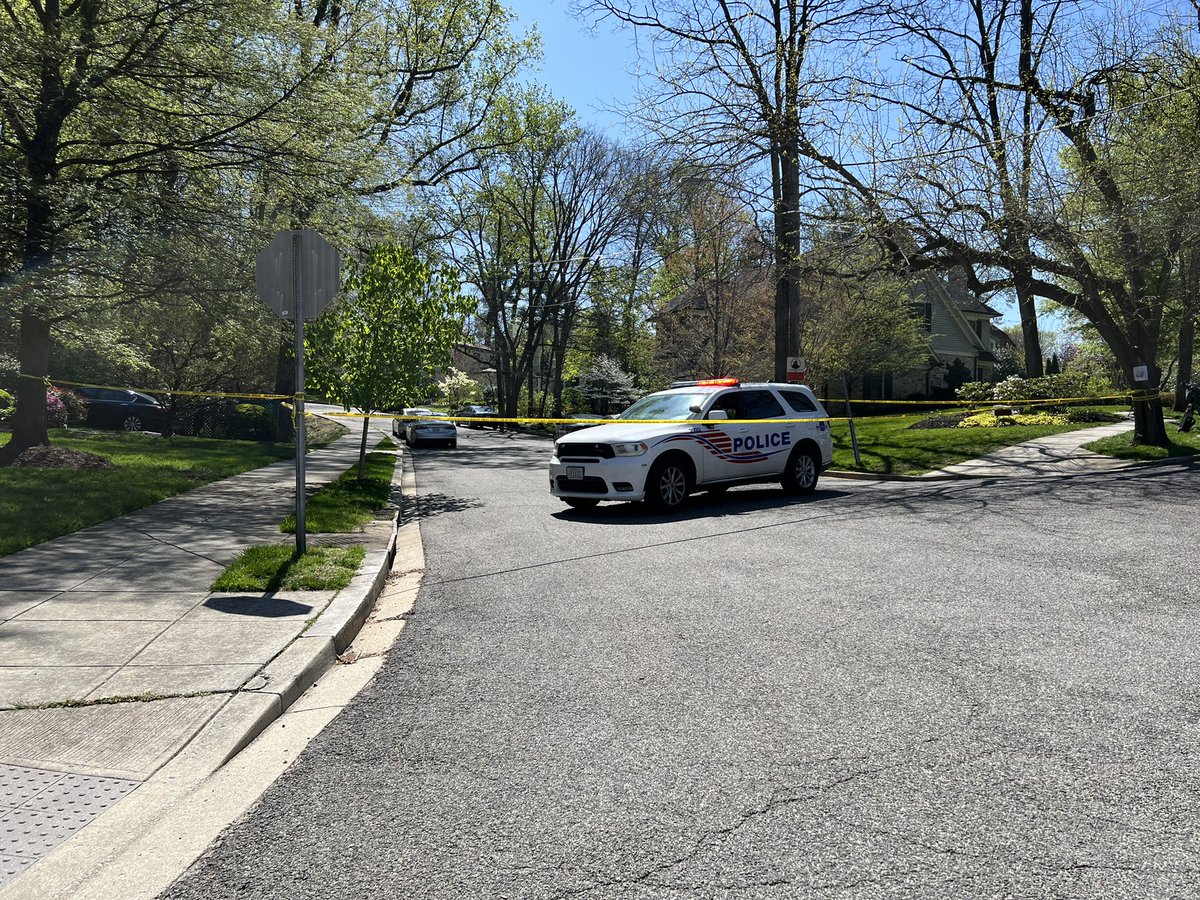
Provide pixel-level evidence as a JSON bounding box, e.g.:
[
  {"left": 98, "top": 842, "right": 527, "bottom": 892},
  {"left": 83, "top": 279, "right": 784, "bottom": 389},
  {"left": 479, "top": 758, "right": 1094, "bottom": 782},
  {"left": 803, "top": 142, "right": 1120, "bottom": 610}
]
[
  {"left": 293, "top": 233, "right": 307, "bottom": 555},
  {"left": 843, "top": 377, "right": 862, "bottom": 468},
  {"left": 256, "top": 228, "right": 339, "bottom": 558}
]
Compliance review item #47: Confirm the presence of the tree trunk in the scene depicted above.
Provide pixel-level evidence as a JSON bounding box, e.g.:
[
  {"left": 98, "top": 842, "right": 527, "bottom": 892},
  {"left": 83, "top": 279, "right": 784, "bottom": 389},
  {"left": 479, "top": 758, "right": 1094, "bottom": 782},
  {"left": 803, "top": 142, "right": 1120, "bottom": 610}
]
[
  {"left": 1013, "top": 271, "right": 1044, "bottom": 378},
  {"left": 0, "top": 309, "right": 52, "bottom": 465},
  {"left": 772, "top": 145, "right": 802, "bottom": 382},
  {"left": 1124, "top": 356, "right": 1169, "bottom": 447},
  {"left": 357, "top": 414, "right": 370, "bottom": 480},
  {"left": 1177, "top": 318, "right": 1195, "bottom": 411}
]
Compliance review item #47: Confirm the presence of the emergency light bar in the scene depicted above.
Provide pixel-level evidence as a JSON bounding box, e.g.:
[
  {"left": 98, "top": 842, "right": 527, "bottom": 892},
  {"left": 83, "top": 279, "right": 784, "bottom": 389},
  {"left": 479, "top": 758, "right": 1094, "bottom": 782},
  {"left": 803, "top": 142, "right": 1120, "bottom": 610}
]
[{"left": 669, "top": 378, "right": 740, "bottom": 388}]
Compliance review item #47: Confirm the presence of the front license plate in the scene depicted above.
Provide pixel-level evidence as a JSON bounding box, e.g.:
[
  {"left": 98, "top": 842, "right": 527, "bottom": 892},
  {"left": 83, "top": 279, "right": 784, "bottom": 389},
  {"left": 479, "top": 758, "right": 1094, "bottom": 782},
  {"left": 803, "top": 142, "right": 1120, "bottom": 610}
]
[{"left": 566, "top": 466, "right": 584, "bottom": 480}]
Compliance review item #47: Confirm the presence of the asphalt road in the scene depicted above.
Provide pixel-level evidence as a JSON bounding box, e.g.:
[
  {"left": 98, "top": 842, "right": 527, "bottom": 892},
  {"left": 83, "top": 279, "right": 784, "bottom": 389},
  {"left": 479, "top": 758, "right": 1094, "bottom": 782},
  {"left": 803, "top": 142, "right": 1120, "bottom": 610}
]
[{"left": 165, "top": 427, "right": 1200, "bottom": 899}]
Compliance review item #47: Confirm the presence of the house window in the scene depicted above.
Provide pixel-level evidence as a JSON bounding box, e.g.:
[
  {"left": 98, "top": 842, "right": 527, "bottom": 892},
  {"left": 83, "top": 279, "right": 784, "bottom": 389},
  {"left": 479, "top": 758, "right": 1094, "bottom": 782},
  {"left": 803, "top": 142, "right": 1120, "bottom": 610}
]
[
  {"left": 973, "top": 319, "right": 984, "bottom": 338},
  {"left": 922, "top": 302, "right": 933, "bottom": 333}
]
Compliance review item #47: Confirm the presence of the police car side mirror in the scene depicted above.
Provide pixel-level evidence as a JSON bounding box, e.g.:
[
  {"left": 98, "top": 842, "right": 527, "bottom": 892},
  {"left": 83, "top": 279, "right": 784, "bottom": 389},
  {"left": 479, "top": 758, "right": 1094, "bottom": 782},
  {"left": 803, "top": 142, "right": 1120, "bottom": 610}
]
[{"left": 705, "top": 409, "right": 729, "bottom": 422}]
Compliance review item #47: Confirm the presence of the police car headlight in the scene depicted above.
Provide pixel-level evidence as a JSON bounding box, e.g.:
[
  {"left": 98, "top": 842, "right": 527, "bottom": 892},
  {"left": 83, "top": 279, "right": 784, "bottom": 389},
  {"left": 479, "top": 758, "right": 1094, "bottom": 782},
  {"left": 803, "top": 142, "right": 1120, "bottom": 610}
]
[{"left": 610, "top": 442, "right": 648, "bottom": 457}]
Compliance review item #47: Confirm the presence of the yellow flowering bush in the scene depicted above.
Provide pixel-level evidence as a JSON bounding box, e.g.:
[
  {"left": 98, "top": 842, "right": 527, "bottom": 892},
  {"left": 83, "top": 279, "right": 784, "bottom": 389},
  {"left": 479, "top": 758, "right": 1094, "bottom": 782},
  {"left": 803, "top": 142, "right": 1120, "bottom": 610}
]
[{"left": 957, "top": 412, "right": 1068, "bottom": 428}]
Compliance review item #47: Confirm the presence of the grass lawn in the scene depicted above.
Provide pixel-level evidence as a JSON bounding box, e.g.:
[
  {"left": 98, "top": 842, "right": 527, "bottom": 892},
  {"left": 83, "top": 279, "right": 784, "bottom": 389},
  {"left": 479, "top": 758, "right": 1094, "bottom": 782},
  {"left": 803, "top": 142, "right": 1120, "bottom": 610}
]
[
  {"left": 0, "top": 413, "right": 348, "bottom": 558},
  {"left": 828, "top": 413, "right": 1115, "bottom": 475},
  {"left": 1086, "top": 420, "right": 1200, "bottom": 461},
  {"left": 211, "top": 544, "right": 365, "bottom": 592},
  {"left": 280, "top": 442, "right": 397, "bottom": 533},
  {"left": 0, "top": 429, "right": 303, "bottom": 557}
]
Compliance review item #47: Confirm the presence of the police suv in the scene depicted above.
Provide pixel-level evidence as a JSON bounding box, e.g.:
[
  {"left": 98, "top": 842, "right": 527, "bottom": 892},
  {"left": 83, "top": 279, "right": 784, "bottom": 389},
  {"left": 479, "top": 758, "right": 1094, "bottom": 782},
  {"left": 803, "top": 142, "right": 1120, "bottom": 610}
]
[{"left": 549, "top": 379, "right": 834, "bottom": 511}]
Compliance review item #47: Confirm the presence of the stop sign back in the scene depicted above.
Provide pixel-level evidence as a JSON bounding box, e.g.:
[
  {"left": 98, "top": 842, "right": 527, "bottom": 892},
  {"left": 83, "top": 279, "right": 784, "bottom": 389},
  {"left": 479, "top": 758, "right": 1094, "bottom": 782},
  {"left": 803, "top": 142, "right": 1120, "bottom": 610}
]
[{"left": 256, "top": 230, "right": 341, "bottom": 321}]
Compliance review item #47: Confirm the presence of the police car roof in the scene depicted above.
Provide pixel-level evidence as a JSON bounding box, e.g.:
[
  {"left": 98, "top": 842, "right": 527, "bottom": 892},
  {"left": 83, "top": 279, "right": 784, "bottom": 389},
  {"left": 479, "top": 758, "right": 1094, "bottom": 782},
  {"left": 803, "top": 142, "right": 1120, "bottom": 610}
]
[{"left": 662, "top": 381, "right": 816, "bottom": 393}]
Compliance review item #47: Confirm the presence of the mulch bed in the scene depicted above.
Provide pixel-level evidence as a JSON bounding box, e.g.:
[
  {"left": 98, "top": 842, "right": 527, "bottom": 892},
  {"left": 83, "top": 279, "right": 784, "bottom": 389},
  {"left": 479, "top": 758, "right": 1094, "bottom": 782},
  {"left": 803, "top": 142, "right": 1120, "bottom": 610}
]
[
  {"left": 908, "top": 412, "right": 971, "bottom": 429},
  {"left": 10, "top": 445, "right": 116, "bottom": 470}
]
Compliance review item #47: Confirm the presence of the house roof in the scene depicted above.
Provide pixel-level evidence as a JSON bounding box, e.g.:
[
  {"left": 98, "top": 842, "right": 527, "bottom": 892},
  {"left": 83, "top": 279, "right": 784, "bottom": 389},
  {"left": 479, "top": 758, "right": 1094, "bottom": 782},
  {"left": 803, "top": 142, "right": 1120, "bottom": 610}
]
[
  {"left": 658, "top": 285, "right": 712, "bottom": 316},
  {"left": 944, "top": 267, "right": 1002, "bottom": 317},
  {"left": 652, "top": 262, "right": 773, "bottom": 320},
  {"left": 989, "top": 325, "right": 1017, "bottom": 351},
  {"left": 956, "top": 296, "right": 1003, "bottom": 318}
]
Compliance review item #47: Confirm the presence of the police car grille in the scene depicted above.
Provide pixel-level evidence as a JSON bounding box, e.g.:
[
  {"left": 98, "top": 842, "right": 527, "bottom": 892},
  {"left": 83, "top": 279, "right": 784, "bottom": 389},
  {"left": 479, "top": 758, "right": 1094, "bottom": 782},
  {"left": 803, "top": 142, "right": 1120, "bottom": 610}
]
[
  {"left": 557, "top": 442, "right": 614, "bottom": 459},
  {"left": 555, "top": 475, "right": 608, "bottom": 493}
]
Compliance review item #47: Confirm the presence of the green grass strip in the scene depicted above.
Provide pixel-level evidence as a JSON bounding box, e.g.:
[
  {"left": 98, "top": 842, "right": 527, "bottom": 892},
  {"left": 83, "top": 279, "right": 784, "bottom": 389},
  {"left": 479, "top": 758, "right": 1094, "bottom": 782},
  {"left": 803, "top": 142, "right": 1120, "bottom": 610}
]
[
  {"left": 211, "top": 544, "right": 366, "bottom": 592},
  {"left": 280, "top": 449, "right": 397, "bottom": 534},
  {"left": 1085, "top": 421, "right": 1200, "bottom": 461},
  {"left": 827, "top": 412, "right": 1117, "bottom": 475}
]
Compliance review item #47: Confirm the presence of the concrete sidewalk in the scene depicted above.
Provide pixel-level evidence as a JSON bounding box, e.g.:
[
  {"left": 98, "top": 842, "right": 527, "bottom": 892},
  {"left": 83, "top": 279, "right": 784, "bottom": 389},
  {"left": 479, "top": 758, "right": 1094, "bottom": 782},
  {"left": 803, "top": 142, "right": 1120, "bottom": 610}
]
[
  {"left": 0, "top": 418, "right": 398, "bottom": 888},
  {"left": 923, "top": 420, "right": 1142, "bottom": 478}
]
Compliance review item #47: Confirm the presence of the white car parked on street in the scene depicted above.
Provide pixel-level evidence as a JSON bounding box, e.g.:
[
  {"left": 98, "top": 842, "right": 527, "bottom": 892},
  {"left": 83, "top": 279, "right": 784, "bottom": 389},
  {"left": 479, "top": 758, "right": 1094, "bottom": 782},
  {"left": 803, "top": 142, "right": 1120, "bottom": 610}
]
[
  {"left": 393, "top": 408, "right": 458, "bottom": 449},
  {"left": 548, "top": 379, "right": 833, "bottom": 511}
]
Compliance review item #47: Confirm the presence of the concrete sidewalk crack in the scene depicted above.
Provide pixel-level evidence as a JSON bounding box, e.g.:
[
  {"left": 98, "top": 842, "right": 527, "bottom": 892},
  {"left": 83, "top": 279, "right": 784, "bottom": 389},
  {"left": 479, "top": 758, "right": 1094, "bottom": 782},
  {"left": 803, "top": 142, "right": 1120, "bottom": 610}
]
[{"left": 6, "top": 688, "right": 234, "bottom": 711}]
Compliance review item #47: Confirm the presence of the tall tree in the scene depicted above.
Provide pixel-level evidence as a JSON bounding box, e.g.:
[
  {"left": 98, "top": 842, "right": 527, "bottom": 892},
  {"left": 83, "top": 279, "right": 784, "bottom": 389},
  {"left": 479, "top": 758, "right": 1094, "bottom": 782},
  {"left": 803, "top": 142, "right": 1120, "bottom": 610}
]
[
  {"left": 0, "top": 1, "right": 312, "bottom": 462},
  {"left": 447, "top": 100, "right": 637, "bottom": 418},
  {"left": 881, "top": 0, "right": 1048, "bottom": 376},
  {"left": 578, "top": 0, "right": 874, "bottom": 381},
  {"left": 841, "top": 0, "right": 1189, "bottom": 445},
  {"left": 652, "top": 173, "right": 772, "bottom": 380},
  {"left": 0, "top": 0, "right": 537, "bottom": 464}
]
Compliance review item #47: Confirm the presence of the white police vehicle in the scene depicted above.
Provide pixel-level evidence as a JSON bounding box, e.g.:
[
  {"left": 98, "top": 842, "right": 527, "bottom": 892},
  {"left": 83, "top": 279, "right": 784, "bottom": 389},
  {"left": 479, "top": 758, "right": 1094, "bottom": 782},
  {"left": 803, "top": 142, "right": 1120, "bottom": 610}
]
[{"left": 549, "top": 379, "right": 834, "bottom": 511}]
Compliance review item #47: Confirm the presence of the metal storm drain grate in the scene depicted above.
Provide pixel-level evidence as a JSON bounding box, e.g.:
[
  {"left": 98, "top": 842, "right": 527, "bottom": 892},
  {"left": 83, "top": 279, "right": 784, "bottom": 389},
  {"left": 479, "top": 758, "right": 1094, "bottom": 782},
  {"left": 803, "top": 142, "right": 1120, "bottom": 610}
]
[{"left": 0, "top": 764, "right": 139, "bottom": 888}]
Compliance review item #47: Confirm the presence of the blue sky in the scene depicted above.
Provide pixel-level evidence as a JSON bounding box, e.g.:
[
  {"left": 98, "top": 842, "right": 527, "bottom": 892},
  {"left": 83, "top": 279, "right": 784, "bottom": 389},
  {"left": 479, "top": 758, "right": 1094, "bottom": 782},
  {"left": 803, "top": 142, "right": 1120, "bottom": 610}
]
[{"left": 508, "top": 0, "right": 638, "bottom": 135}]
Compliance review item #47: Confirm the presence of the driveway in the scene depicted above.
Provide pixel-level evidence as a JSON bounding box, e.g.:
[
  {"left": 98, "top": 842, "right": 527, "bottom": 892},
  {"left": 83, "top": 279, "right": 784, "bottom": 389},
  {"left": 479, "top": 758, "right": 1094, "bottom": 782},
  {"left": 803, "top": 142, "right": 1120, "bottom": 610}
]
[{"left": 164, "top": 428, "right": 1200, "bottom": 899}]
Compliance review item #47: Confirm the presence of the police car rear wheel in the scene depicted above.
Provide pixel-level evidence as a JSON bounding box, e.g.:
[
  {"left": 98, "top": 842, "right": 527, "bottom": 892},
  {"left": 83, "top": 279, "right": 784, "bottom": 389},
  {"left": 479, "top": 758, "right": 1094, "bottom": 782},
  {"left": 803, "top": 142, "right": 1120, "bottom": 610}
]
[
  {"left": 645, "top": 458, "right": 691, "bottom": 510},
  {"left": 782, "top": 447, "right": 819, "bottom": 494}
]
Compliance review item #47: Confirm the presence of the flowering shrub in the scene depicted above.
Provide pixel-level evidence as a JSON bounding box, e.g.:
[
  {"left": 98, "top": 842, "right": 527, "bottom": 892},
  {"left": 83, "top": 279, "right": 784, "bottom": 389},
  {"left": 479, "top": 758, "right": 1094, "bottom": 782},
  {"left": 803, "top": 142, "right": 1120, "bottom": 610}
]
[
  {"left": 955, "top": 382, "right": 995, "bottom": 402},
  {"left": 957, "top": 412, "right": 1068, "bottom": 428},
  {"left": 46, "top": 392, "right": 67, "bottom": 428},
  {"left": 0, "top": 388, "right": 13, "bottom": 424},
  {"left": 956, "top": 372, "right": 1114, "bottom": 404},
  {"left": 49, "top": 386, "right": 88, "bottom": 424}
]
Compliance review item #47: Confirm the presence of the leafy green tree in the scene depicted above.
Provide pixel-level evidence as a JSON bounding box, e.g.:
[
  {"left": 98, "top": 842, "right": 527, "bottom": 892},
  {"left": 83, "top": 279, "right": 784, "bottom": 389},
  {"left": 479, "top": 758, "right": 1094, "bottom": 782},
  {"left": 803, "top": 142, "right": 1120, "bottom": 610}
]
[
  {"left": 0, "top": 0, "right": 538, "bottom": 465},
  {"left": 0, "top": 0, "right": 298, "bottom": 463},
  {"left": 306, "top": 244, "right": 473, "bottom": 477},
  {"left": 798, "top": 219, "right": 929, "bottom": 395}
]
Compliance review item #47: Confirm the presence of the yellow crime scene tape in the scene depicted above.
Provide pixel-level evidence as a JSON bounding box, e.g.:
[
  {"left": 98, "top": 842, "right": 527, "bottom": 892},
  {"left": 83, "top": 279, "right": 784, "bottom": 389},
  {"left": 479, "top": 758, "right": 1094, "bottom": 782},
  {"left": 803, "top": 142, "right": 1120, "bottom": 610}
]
[
  {"left": 23, "top": 373, "right": 1146, "bottom": 428},
  {"left": 22, "top": 373, "right": 293, "bottom": 402},
  {"left": 330, "top": 390, "right": 1142, "bottom": 426}
]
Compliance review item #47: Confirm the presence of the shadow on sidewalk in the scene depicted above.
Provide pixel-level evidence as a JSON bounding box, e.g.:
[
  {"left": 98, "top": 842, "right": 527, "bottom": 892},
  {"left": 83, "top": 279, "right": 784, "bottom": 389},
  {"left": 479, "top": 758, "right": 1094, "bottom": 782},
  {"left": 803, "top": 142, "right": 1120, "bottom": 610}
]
[{"left": 202, "top": 595, "right": 316, "bottom": 618}]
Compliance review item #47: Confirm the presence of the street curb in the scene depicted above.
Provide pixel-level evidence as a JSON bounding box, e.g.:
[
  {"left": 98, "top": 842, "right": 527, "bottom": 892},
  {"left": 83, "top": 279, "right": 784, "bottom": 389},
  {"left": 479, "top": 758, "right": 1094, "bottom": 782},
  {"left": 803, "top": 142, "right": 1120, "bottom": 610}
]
[
  {"left": 0, "top": 423, "right": 406, "bottom": 900},
  {"left": 215, "top": 445, "right": 404, "bottom": 766},
  {"left": 824, "top": 469, "right": 969, "bottom": 482}
]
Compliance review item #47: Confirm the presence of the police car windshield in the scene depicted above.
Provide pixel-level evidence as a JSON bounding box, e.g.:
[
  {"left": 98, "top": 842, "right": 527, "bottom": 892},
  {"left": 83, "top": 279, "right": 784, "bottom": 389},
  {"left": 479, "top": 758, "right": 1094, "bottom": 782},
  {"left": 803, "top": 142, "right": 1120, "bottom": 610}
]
[{"left": 617, "top": 392, "right": 706, "bottom": 421}]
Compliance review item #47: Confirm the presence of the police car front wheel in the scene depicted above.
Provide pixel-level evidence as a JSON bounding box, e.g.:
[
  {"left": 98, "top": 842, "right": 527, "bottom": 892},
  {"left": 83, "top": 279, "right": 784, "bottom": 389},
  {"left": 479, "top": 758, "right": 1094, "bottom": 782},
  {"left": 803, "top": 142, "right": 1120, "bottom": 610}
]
[
  {"left": 644, "top": 457, "right": 692, "bottom": 510},
  {"left": 782, "top": 446, "right": 820, "bottom": 494}
]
